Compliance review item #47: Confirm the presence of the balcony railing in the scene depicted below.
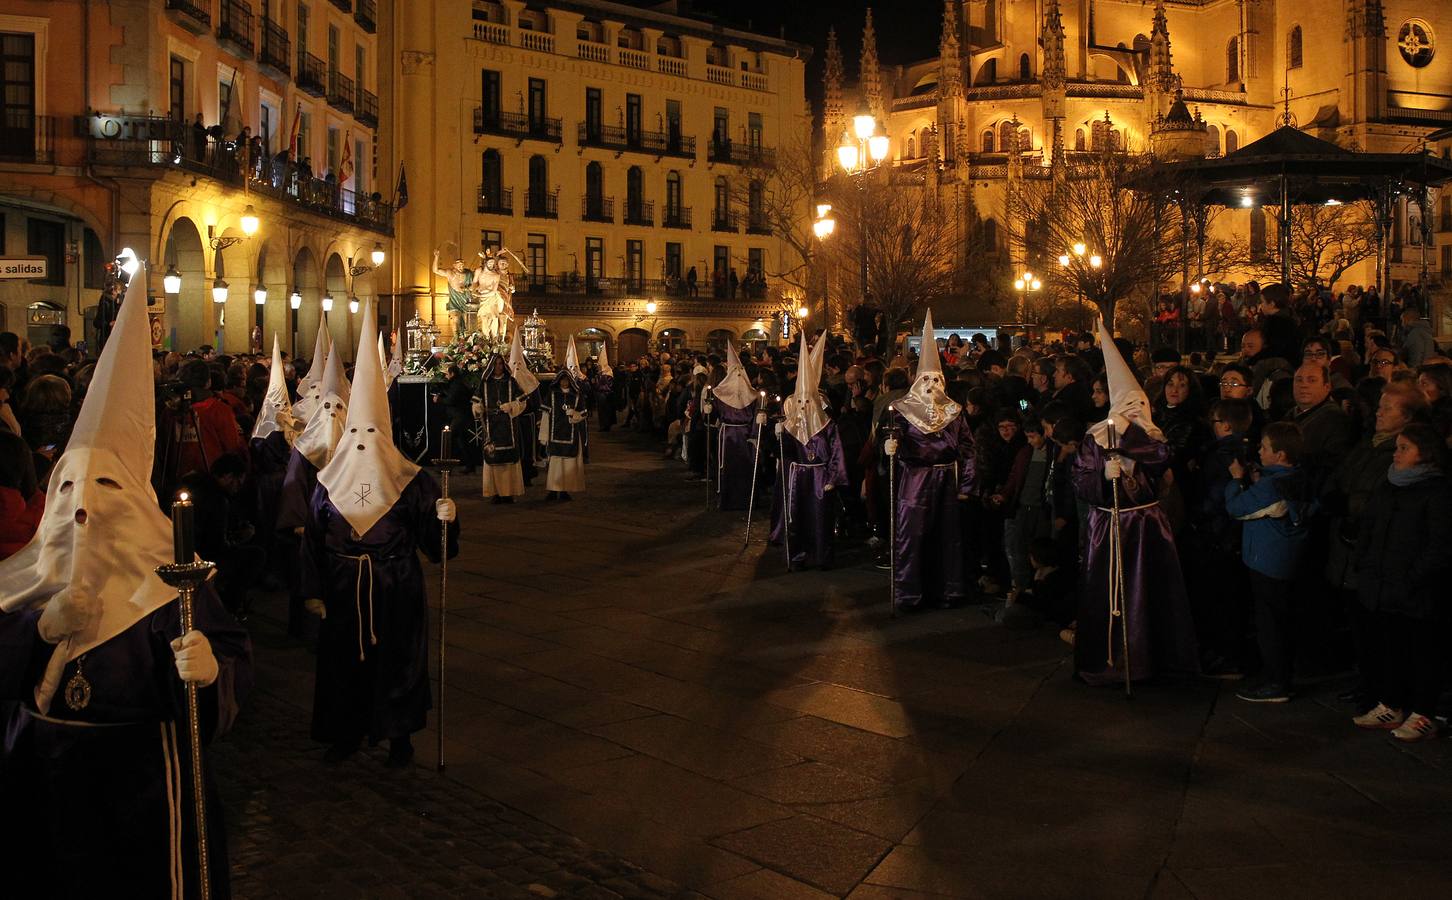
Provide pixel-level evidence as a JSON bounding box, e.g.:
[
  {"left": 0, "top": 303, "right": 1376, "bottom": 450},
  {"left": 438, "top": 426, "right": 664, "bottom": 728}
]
[
  {"left": 577, "top": 123, "right": 695, "bottom": 159},
  {"left": 477, "top": 185, "right": 513, "bottom": 215},
  {"left": 218, "top": 1, "right": 255, "bottom": 56},
  {"left": 662, "top": 206, "right": 691, "bottom": 229},
  {"left": 746, "top": 214, "right": 771, "bottom": 236},
  {"left": 705, "top": 64, "right": 734, "bottom": 86},
  {"left": 623, "top": 200, "right": 654, "bottom": 226},
  {"left": 517, "top": 274, "right": 677, "bottom": 298},
  {"left": 711, "top": 210, "right": 738, "bottom": 232},
  {"left": 519, "top": 31, "right": 555, "bottom": 53},
  {"left": 657, "top": 56, "right": 686, "bottom": 77},
  {"left": 618, "top": 48, "right": 648, "bottom": 70},
  {"left": 473, "top": 108, "right": 562, "bottom": 143},
  {"left": 474, "top": 22, "right": 510, "bottom": 45},
  {"left": 80, "top": 114, "right": 394, "bottom": 234},
  {"left": 524, "top": 188, "right": 559, "bottom": 218},
  {"left": 298, "top": 52, "right": 326, "bottom": 96},
  {"left": 582, "top": 196, "right": 614, "bottom": 223},
  {"left": 577, "top": 39, "right": 609, "bottom": 63},
  {"left": 708, "top": 139, "right": 774, "bottom": 166},
  {"left": 327, "top": 71, "right": 355, "bottom": 113},
  {"left": 165, "top": 0, "right": 211, "bottom": 33},
  {"left": 356, "top": 89, "right": 378, "bottom": 127},
  {"left": 0, "top": 114, "right": 55, "bottom": 164},
  {"left": 260, "top": 19, "right": 291, "bottom": 74},
  {"left": 354, "top": 0, "right": 377, "bottom": 33}
]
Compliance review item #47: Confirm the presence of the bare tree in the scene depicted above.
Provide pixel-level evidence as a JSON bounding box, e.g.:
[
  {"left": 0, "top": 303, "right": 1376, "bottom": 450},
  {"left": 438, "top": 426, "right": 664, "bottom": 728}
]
[
  {"left": 1234, "top": 200, "right": 1378, "bottom": 290},
  {"left": 733, "top": 135, "right": 820, "bottom": 301},
  {"left": 1015, "top": 152, "right": 1186, "bottom": 330}
]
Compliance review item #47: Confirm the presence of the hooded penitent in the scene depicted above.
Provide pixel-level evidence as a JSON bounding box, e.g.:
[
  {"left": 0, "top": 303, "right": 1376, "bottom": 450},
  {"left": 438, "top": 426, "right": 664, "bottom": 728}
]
[
  {"left": 293, "top": 317, "right": 333, "bottom": 421},
  {"left": 507, "top": 326, "right": 540, "bottom": 394},
  {"left": 0, "top": 267, "right": 177, "bottom": 712},
  {"left": 715, "top": 339, "right": 757, "bottom": 409},
  {"left": 894, "top": 310, "right": 962, "bottom": 434},
  {"left": 253, "top": 335, "right": 299, "bottom": 444},
  {"left": 317, "top": 299, "right": 421, "bottom": 537},
  {"left": 381, "top": 331, "right": 402, "bottom": 388},
  {"left": 292, "top": 336, "right": 350, "bottom": 469},
  {"left": 564, "top": 334, "right": 583, "bottom": 382},
  {"left": 1087, "top": 316, "right": 1163, "bottom": 449},
  {"left": 782, "top": 331, "right": 829, "bottom": 445},
  {"left": 596, "top": 340, "right": 613, "bottom": 378}
]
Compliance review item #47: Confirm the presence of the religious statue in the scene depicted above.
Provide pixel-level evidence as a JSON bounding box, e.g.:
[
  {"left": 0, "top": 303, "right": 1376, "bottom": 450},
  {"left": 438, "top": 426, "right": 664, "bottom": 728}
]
[
  {"left": 472, "top": 251, "right": 503, "bottom": 339},
  {"left": 431, "top": 250, "right": 475, "bottom": 337}
]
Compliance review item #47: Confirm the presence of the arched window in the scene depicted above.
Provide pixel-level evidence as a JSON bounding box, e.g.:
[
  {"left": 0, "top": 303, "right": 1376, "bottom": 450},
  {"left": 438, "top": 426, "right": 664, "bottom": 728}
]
[
  {"left": 665, "top": 170, "right": 682, "bottom": 218},
  {"left": 982, "top": 129, "right": 995, "bottom": 153},
  {"left": 906, "top": 135, "right": 915, "bottom": 159},
  {"left": 481, "top": 150, "right": 502, "bottom": 205},
  {"left": 999, "top": 120, "right": 1015, "bottom": 152},
  {"left": 748, "top": 179, "right": 764, "bottom": 221},
  {"left": 1074, "top": 128, "right": 1085, "bottom": 151},
  {"left": 1225, "top": 130, "right": 1239, "bottom": 154},
  {"left": 1019, "top": 53, "right": 1031, "bottom": 80},
  {"left": 585, "top": 161, "right": 603, "bottom": 207},
  {"left": 527, "top": 155, "right": 547, "bottom": 203},
  {"left": 1287, "top": 26, "right": 1302, "bottom": 69},
  {"left": 1227, "top": 37, "right": 1240, "bottom": 83},
  {"left": 626, "top": 166, "right": 643, "bottom": 216},
  {"left": 1206, "top": 124, "right": 1221, "bottom": 157}
]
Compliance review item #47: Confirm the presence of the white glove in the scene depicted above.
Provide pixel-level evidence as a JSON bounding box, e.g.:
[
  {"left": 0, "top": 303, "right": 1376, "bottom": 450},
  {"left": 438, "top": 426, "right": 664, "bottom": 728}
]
[
  {"left": 37, "top": 588, "right": 96, "bottom": 644},
  {"left": 470, "top": 399, "right": 483, "bottom": 417},
  {"left": 883, "top": 437, "right": 899, "bottom": 457},
  {"left": 703, "top": 401, "right": 714, "bottom": 415},
  {"left": 1104, "top": 456, "right": 1123, "bottom": 480},
  {"left": 504, "top": 400, "right": 523, "bottom": 417},
  {"left": 436, "top": 498, "right": 457, "bottom": 522},
  {"left": 304, "top": 598, "right": 327, "bottom": 619},
  {"left": 774, "top": 421, "right": 784, "bottom": 437},
  {"left": 566, "top": 409, "right": 585, "bottom": 424},
  {"left": 171, "top": 630, "right": 219, "bottom": 687}
]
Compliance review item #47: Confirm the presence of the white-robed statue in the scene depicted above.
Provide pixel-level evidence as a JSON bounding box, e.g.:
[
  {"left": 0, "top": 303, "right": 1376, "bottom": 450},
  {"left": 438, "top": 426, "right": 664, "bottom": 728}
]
[{"left": 472, "top": 251, "right": 502, "bottom": 339}]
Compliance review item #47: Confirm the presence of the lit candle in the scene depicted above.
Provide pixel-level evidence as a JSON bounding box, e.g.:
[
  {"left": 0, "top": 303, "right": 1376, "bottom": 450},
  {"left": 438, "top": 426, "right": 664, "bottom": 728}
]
[
  {"left": 440, "top": 424, "right": 452, "bottom": 460},
  {"left": 172, "top": 492, "right": 195, "bottom": 564}
]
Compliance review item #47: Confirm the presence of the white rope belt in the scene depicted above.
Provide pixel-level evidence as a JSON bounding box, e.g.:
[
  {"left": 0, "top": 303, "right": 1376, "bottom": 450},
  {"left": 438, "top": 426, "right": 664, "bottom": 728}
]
[
  {"left": 341, "top": 552, "right": 377, "bottom": 661},
  {"left": 1094, "top": 501, "right": 1158, "bottom": 514}
]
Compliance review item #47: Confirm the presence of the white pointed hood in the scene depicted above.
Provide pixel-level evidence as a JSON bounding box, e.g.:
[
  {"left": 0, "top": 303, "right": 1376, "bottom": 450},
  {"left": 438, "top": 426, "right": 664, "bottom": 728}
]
[
  {"left": 714, "top": 339, "right": 757, "bottom": 409},
  {"left": 564, "top": 334, "right": 583, "bottom": 382},
  {"left": 782, "top": 331, "right": 830, "bottom": 444},
  {"left": 378, "top": 332, "right": 400, "bottom": 389},
  {"left": 0, "top": 267, "right": 177, "bottom": 712},
  {"left": 895, "top": 309, "right": 961, "bottom": 434},
  {"left": 293, "top": 316, "right": 333, "bottom": 420},
  {"left": 252, "top": 335, "right": 299, "bottom": 443},
  {"left": 508, "top": 327, "right": 540, "bottom": 394},
  {"left": 318, "top": 299, "right": 420, "bottom": 537},
  {"left": 1087, "top": 316, "right": 1163, "bottom": 448},
  {"left": 292, "top": 339, "right": 350, "bottom": 469},
  {"left": 596, "top": 341, "right": 613, "bottom": 378}
]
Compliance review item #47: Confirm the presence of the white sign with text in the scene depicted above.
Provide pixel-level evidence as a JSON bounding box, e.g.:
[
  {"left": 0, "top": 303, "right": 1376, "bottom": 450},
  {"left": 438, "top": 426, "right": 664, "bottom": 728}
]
[{"left": 0, "top": 257, "right": 49, "bottom": 280}]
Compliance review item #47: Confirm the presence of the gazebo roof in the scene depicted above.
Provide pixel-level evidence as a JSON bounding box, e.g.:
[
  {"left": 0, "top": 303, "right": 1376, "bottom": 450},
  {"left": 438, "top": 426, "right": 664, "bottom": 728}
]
[{"left": 1136, "top": 126, "right": 1452, "bottom": 207}]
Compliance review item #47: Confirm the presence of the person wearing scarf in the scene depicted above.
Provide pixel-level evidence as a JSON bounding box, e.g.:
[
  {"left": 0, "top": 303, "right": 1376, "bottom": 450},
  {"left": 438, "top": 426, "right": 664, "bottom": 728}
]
[
  {"left": 769, "top": 332, "right": 849, "bottom": 570},
  {"left": 0, "top": 267, "right": 251, "bottom": 897},
  {"left": 885, "top": 311, "right": 976, "bottom": 610},
  {"left": 1070, "top": 318, "right": 1199, "bottom": 685},
  {"left": 538, "top": 360, "right": 590, "bottom": 500},
  {"left": 1347, "top": 423, "right": 1452, "bottom": 742},
  {"left": 302, "top": 300, "right": 458, "bottom": 767}
]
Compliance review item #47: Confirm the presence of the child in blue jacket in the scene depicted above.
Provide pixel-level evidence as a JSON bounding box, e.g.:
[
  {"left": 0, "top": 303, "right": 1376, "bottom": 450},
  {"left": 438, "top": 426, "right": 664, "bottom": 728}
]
[{"left": 1225, "top": 421, "right": 1315, "bottom": 703}]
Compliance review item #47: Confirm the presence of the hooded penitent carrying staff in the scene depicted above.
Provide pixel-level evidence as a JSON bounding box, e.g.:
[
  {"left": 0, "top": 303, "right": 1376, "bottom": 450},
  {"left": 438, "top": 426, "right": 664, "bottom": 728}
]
[
  {"left": 742, "top": 389, "right": 767, "bottom": 545},
  {"left": 703, "top": 385, "right": 714, "bottom": 510},
  {"left": 883, "top": 406, "right": 900, "bottom": 617},
  {"left": 434, "top": 422, "right": 457, "bottom": 769},
  {"left": 773, "top": 331, "right": 848, "bottom": 571},
  {"left": 713, "top": 339, "right": 759, "bottom": 511}
]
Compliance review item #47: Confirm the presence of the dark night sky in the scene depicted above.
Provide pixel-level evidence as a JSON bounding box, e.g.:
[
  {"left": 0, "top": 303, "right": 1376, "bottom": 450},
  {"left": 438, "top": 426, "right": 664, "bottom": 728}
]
[{"left": 681, "top": 0, "right": 947, "bottom": 110}]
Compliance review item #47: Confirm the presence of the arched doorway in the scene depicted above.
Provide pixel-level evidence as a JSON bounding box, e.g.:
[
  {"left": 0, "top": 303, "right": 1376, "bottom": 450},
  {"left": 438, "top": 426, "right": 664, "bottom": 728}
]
[
  {"left": 293, "top": 246, "right": 321, "bottom": 360},
  {"left": 706, "top": 328, "right": 734, "bottom": 354},
  {"left": 658, "top": 327, "right": 686, "bottom": 352},
  {"left": 618, "top": 327, "right": 649, "bottom": 362},
  {"left": 577, "top": 327, "right": 609, "bottom": 360},
  {"left": 163, "top": 217, "right": 207, "bottom": 352},
  {"left": 741, "top": 327, "right": 768, "bottom": 354},
  {"left": 324, "top": 252, "right": 349, "bottom": 359}
]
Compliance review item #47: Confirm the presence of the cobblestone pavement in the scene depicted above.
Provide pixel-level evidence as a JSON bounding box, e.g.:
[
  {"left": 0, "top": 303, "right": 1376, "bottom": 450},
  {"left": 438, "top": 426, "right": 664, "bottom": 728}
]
[{"left": 217, "top": 430, "right": 1452, "bottom": 899}]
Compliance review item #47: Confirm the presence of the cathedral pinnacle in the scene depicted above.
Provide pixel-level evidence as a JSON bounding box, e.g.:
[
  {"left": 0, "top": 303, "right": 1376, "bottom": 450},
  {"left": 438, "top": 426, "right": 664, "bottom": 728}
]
[
  {"left": 1042, "top": 0, "right": 1067, "bottom": 94},
  {"left": 860, "top": 9, "right": 885, "bottom": 124},
  {"left": 1149, "top": 1, "right": 1174, "bottom": 94},
  {"left": 939, "top": 0, "right": 963, "bottom": 98}
]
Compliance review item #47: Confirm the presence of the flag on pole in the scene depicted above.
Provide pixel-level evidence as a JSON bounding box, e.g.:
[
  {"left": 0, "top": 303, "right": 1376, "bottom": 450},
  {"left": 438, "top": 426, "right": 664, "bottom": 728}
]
[
  {"left": 394, "top": 162, "right": 409, "bottom": 211},
  {"left": 288, "top": 101, "right": 302, "bottom": 157},
  {"left": 339, "top": 131, "right": 354, "bottom": 186}
]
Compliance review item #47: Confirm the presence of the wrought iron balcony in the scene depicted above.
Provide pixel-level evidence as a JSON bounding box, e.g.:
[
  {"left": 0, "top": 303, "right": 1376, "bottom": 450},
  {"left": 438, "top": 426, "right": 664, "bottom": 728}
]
[
  {"left": 356, "top": 89, "right": 378, "bottom": 127},
  {"left": 477, "top": 185, "right": 513, "bottom": 215},
  {"left": 582, "top": 196, "right": 614, "bottom": 223},
  {"left": 746, "top": 214, "right": 772, "bottom": 236},
  {"left": 524, "top": 188, "right": 559, "bottom": 218},
  {"left": 708, "top": 138, "right": 774, "bottom": 167},
  {"left": 623, "top": 200, "right": 654, "bottom": 227},
  {"left": 577, "top": 123, "right": 695, "bottom": 160},
  {"left": 260, "top": 19, "right": 291, "bottom": 74},
  {"left": 165, "top": 0, "right": 211, "bottom": 34},
  {"left": 711, "top": 210, "right": 739, "bottom": 233},
  {"left": 354, "top": 0, "right": 377, "bottom": 33},
  {"left": 473, "top": 108, "right": 563, "bottom": 144},
  {"left": 218, "top": 0, "right": 255, "bottom": 57},
  {"left": 327, "top": 71, "right": 355, "bottom": 113},
  {"left": 298, "top": 52, "right": 326, "bottom": 96},
  {"left": 662, "top": 206, "right": 691, "bottom": 229}
]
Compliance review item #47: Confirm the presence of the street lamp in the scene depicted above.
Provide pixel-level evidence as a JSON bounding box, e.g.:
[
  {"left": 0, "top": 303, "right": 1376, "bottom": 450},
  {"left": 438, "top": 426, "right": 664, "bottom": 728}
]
[
  {"left": 163, "top": 265, "right": 182, "bottom": 295},
  {"left": 321, "top": 294, "right": 334, "bottom": 313},
  {"left": 837, "top": 109, "right": 890, "bottom": 313},
  {"left": 239, "top": 205, "right": 260, "bottom": 237},
  {"left": 289, "top": 290, "right": 302, "bottom": 354},
  {"left": 253, "top": 286, "right": 267, "bottom": 306},
  {"left": 1013, "top": 270, "right": 1041, "bottom": 321},
  {"left": 370, "top": 242, "right": 385, "bottom": 267},
  {"left": 212, "top": 278, "right": 229, "bottom": 304},
  {"left": 348, "top": 297, "right": 360, "bottom": 315}
]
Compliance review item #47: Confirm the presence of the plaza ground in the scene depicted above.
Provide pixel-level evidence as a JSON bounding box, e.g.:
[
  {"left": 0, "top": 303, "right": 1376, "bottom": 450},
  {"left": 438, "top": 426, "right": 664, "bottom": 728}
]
[{"left": 218, "top": 430, "right": 1452, "bottom": 899}]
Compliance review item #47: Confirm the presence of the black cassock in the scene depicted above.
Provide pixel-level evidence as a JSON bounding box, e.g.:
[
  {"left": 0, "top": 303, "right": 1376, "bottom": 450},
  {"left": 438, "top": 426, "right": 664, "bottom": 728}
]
[
  {"left": 0, "top": 586, "right": 252, "bottom": 898},
  {"left": 303, "top": 471, "right": 457, "bottom": 746},
  {"left": 474, "top": 373, "right": 540, "bottom": 465}
]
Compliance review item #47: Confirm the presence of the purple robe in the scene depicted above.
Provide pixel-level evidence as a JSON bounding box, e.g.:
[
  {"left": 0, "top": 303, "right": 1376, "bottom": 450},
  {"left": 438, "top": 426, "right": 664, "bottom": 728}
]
[
  {"left": 714, "top": 399, "right": 757, "bottom": 511},
  {"left": 0, "top": 585, "right": 252, "bottom": 898},
  {"left": 276, "top": 448, "right": 319, "bottom": 533},
  {"left": 303, "top": 471, "right": 456, "bottom": 745},
  {"left": 768, "top": 422, "right": 849, "bottom": 569},
  {"left": 1071, "top": 425, "right": 1199, "bottom": 685},
  {"left": 250, "top": 432, "right": 290, "bottom": 540},
  {"left": 890, "top": 411, "right": 975, "bottom": 609}
]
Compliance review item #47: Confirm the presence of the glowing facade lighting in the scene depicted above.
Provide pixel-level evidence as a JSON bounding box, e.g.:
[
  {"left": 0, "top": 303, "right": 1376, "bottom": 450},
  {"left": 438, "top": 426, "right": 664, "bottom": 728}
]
[
  {"left": 239, "top": 205, "right": 260, "bottom": 236},
  {"left": 289, "top": 291, "right": 302, "bottom": 310},
  {"left": 853, "top": 114, "right": 876, "bottom": 141},
  {"left": 163, "top": 265, "right": 182, "bottom": 294},
  {"left": 254, "top": 286, "right": 267, "bottom": 305},
  {"left": 370, "top": 243, "right": 385, "bottom": 266},
  {"left": 321, "top": 295, "right": 334, "bottom": 313},
  {"left": 212, "top": 278, "right": 229, "bottom": 304}
]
